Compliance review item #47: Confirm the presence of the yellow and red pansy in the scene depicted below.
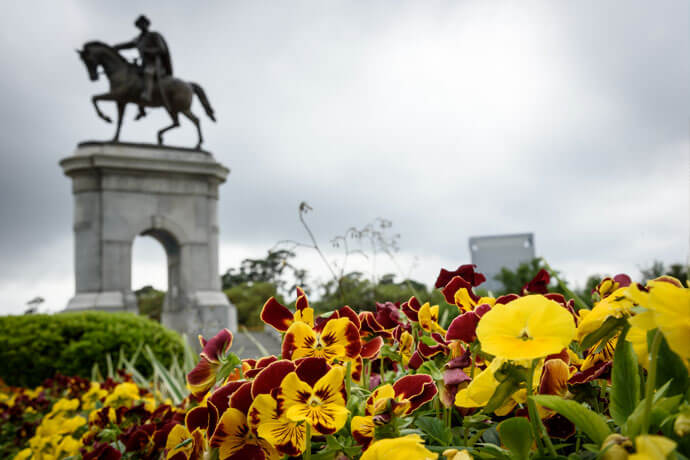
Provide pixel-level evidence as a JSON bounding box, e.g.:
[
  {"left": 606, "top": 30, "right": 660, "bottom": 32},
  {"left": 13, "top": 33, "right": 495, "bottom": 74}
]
[
  {"left": 279, "top": 366, "right": 349, "bottom": 435},
  {"left": 187, "top": 329, "right": 235, "bottom": 398},
  {"left": 260, "top": 287, "right": 314, "bottom": 332},
  {"left": 210, "top": 407, "right": 278, "bottom": 460},
  {"left": 281, "top": 317, "right": 361, "bottom": 362},
  {"left": 248, "top": 393, "right": 307, "bottom": 457},
  {"left": 352, "top": 374, "right": 438, "bottom": 449}
]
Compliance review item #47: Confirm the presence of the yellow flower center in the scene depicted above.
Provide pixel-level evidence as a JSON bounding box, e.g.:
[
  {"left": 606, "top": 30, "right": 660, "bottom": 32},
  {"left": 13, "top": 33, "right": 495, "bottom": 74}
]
[{"left": 519, "top": 329, "right": 532, "bottom": 341}]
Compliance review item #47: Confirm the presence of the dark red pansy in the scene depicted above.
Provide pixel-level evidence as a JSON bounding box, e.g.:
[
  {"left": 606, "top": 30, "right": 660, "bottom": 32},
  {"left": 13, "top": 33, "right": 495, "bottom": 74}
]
[
  {"left": 569, "top": 361, "right": 612, "bottom": 384},
  {"left": 495, "top": 294, "right": 519, "bottom": 305},
  {"left": 374, "top": 302, "right": 402, "bottom": 329},
  {"left": 441, "top": 276, "right": 481, "bottom": 306},
  {"left": 244, "top": 355, "right": 279, "bottom": 379},
  {"left": 408, "top": 351, "right": 423, "bottom": 370},
  {"left": 443, "top": 368, "right": 471, "bottom": 386},
  {"left": 83, "top": 442, "right": 122, "bottom": 460},
  {"left": 251, "top": 360, "right": 296, "bottom": 398},
  {"left": 544, "top": 348, "right": 570, "bottom": 364},
  {"left": 260, "top": 298, "right": 294, "bottom": 332},
  {"left": 446, "top": 311, "right": 480, "bottom": 343},
  {"left": 544, "top": 413, "right": 576, "bottom": 440},
  {"left": 120, "top": 425, "right": 152, "bottom": 452},
  {"left": 417, "top": 340, "right": 447, "bottom": 359},
  {"left": 435, "top": 264, "right": 486, "bottom": 289},
  {"left": 361, "top": 336, "right": 384, "bottom": 359},
  {"left": 229, "top": 381, "right": 253, "bottom": 414},
  {"left": 613, "top": 274, "right": 632, "bottom": 287},
  {"left": 209, "top": 381, "right": 246, "bottom": 415},
  {"left": 446, "top": 349, "right": 472, "bottom": 369},
  {"left": 153, "top": 422, "right": 175, "bottom": 450},
  {"left": 185, "top": 405, "right": 209, "bottom": 432},
  {"left": 521, "top": 269, "right": 550, "bottom": 295},
  {"left": 401, "top": 296, "right": 422, "bottom": 322},
  {"left": 393, "top": 374, "right": 438, "bottom": 413},
  {"left": 295, "top": 357, "right": 331, "bottom": 387},
  {"left": 359, "top": 312, "right": 393, "bottom": 338},
  {"left": 200, "top": 328, "right": 234, "bottom": 363}
]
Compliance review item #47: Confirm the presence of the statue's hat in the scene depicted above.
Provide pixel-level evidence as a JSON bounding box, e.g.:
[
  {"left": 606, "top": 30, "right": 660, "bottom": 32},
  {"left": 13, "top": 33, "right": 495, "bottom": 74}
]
[{"left": 135, "top": 15, "right": 150, "bottom": 29}]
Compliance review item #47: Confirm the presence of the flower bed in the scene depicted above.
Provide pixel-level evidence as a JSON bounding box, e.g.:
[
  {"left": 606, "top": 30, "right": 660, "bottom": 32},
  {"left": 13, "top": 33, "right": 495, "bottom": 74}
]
[{"left": 2, "top": 265, "right": 688, "bottom": 459}]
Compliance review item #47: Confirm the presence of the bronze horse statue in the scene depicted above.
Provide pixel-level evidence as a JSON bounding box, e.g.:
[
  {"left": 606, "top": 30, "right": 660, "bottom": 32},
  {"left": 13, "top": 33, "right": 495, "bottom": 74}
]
[{"left": 78, "top": 41, "right": 215, "bottom": 149}]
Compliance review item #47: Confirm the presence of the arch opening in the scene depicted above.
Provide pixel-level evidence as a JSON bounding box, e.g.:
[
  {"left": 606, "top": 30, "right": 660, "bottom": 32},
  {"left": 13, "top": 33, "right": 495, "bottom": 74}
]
[{"left": 132, "top": 228, "right": 182, "bottom": 320}]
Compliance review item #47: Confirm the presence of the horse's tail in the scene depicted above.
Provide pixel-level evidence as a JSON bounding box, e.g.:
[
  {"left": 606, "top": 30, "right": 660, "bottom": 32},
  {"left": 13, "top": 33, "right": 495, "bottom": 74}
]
[{"left": 191, "top": 82, "right": 216, "bottom": 122}]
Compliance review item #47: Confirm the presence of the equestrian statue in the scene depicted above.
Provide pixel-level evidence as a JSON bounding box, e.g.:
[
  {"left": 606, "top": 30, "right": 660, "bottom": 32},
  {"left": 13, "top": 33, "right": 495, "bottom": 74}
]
[{"left": 77, "top": 15, "right": 215, "bottom": 149}]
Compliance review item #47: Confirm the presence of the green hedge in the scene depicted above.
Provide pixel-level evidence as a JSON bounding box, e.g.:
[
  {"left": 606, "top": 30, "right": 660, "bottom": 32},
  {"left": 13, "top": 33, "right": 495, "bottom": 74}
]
[{"left": 0, "top": 311, "right": 184, "bottom": 388}]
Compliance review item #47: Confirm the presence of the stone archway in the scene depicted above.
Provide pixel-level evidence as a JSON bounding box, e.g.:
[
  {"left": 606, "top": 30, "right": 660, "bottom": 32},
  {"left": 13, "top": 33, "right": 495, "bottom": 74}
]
[{"left": 60, "top": 141, "right": 237, "bottom": 336}]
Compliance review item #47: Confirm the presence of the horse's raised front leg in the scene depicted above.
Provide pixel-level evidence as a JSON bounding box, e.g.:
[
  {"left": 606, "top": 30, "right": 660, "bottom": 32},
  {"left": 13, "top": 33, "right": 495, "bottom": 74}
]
[
  {"left": 91, "top": 92, "right": 114, "bottom": 123},
  {"left": 113, "top": 102, "right": 126, "bottom": 142},
  {"left": 181, "top": 109, "right": 203, "bottom": 149},
  {"left": 157, "top": 112, "right": 180, "bottom": 145}
]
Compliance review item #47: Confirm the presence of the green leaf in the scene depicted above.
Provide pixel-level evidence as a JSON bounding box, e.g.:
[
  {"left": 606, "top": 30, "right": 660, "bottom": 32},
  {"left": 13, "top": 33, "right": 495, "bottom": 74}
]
[
  {"left": 622, "top": 380, "right": 672, "bottom": 437},
  {"left": 610, "top": 326, "right": 640, "bottom": 425},
  {"left": 417, "top": 361, "right": 443, "bottom": 381},
  {"left": 580, "top": 316, "right": 627, "bottom": 350},
  {"left": 530, "top": 395, "right": 611, "bottom": 446},
  {"left": 484, "top": 363, "right": 527, "bottom": 414},
  {"left": 415, "top": 416, "right": 452, "bottom": 445},
  {"left": 655, "top": 335, "right": 689, "bottom": 397},
  {"left": 497, "top": 417, "right": 534, "bottom": 460},
  {"left": 145, "top": 345, "right": 186, "bottom": 404},
  {"left": 419, "top": 335, "right": 438, "bottom": 346}
]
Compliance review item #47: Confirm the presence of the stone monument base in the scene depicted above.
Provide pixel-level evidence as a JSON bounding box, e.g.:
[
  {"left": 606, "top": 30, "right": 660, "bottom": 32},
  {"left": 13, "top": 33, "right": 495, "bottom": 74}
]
[
  {"left": 162, "top": 291, "right": 237, "bottom": 344},
  {"left": 60, "top": 141, "right": 237, "bottom": 336},
  {"left": 66, "top": 291, "right": 137, "bottom": 312}
]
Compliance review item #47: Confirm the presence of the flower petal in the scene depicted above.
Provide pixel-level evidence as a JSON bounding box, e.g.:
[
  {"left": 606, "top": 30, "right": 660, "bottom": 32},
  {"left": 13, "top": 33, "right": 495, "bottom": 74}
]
[
  {"left": 261, "top": 298, "right": 294, "bottom": 332},
  {"left": 361, "top": 336, "right": 384, "bottom": 359},
  {"left": 251, "top": 360, "right": 296, "bottom": 398},
  {"left": 281, "top": 321, "right": 317, "bottom": 360}
]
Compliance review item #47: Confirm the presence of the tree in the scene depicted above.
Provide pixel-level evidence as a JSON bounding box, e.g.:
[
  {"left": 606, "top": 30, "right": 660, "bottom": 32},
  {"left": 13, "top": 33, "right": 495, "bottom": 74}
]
[
  {"left": 221, "top": 249, "right": 308, "bottom": 296},
  {"left": 493, "top": 259, "right": 569, "bottom": 297},
  {"left": 135, "top": 285, "right": 165, "bottom": 322},
  {"left": 312, "top": 272, "right": 429, "bottom": 313},
  {"left": 639, "top": 260, "right": 688, "bottom": 284}
]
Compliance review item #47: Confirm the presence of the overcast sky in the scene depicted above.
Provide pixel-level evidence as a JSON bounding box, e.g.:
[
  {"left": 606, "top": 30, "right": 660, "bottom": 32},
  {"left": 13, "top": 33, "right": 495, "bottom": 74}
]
[{"left": 0, "top": 1, "right": 687, "bottom": 314}]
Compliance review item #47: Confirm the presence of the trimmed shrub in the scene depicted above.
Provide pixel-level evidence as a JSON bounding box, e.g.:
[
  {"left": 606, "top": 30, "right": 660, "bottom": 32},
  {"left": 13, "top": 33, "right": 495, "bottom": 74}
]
[{"left": 0, "top": 311, "right": 184, "bottom": 387}]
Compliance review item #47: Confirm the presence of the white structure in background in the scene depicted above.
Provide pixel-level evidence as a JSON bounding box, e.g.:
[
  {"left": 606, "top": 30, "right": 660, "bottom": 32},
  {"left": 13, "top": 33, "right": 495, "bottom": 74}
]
[
  {"left": 60, "top": 141, "right": 237, "bottom": 336},
  {"left": 469, "top": 233, "right": 535, "bottom": 293}
]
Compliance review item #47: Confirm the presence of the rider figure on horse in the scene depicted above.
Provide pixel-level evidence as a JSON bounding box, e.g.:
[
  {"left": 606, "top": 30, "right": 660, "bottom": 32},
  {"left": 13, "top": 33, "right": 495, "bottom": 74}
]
[{"left": 114, "top": 15, "right": 172, "bottom": 117}]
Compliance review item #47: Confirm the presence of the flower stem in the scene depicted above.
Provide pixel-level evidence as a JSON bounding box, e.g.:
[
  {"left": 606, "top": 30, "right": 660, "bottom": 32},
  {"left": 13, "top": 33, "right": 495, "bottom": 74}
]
[
  {"left": 305, "top": 423, "right": 312, "bottom": 460},
  {"left": 527, "top": 359, "right": 558, "bottom": 457},
  {"left": 345, "top": 361, "right": 352, "bottom": 401},
  {"left": 642, "top": 329, "right": 663, "bottom": 434}
]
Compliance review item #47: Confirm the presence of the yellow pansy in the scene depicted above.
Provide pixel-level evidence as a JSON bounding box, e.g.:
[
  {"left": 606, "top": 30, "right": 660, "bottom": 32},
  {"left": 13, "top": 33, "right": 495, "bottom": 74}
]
[
  {"left": 576, "top": 287, "right": 634, "bottom": 342},
  {"left": 629, "top": 435, "right": 676, "bottom": 460},
  {"left": 626, "top": 279, "right": 690, "bottom": 360},
  {"left": 477, "top": 295, "right": 576, "bottom": 360},
  {"left": 361, "top": 434, "right": 436, "bottom": 460},
  {"left": 418, "top": 302, "right": 446, "bottom": 334},
  {"left": 104, "top": 382, "right": 140, "bottom": 407},
  {"left": 444, "top": 448, "right": 474, "bottom": 460}
]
